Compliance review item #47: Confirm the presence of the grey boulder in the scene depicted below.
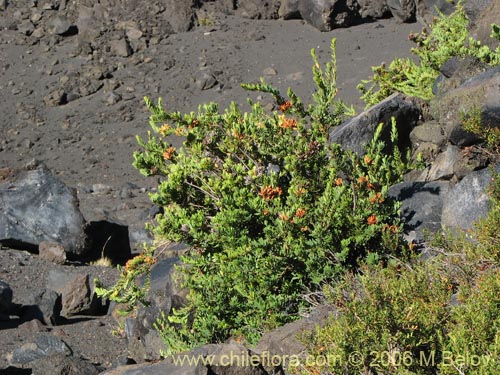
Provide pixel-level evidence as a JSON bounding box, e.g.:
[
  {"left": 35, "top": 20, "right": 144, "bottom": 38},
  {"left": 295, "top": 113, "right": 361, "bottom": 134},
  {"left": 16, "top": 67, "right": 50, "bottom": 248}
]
[{"left": 0, "top": 166, "right": 87, "bottom": 257}]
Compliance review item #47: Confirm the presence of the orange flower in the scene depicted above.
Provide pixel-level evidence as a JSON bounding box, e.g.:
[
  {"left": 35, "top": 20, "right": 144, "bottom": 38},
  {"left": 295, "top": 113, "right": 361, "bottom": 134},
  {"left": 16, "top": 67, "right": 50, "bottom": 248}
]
[
  {"left": 358, "top": 176, "right": 369, "bottom": 184},
  {"left": 367, "top": 215, "right": 378, "bottom": 225},
  {"left": 259, "top": 186, "right": 283, "bottom": 200},
  {"left": 279, "top": 101, "right": 292, "bottom": 112},
  {"left": 263, "top": 209, "right": 269, "bottom": 216},
  {"left": 295, "top": 208, "right": 306, "bottom": 218},
  {"left": 124, "top": 259, "right": 133, "bottom": 271},
  {"left": 295, "top": 187, "right": 306, "bottom": 196},
  {"left": 369, "top": 192, "right": 384, "bottom": 204},
  {"left": 233, "top": 131, "right": 244, "bottom": 140},
  {"left": 280, "top": 116, "right": 297, "bottom": 130},
  {"left": 163, "top": 146, "right": 176, "bottom": 160},
  {"left": 335, "top": 177, "right": 343, "bottom": 186},
  {"left": 364, "top": 155, "right": 373, "bottom": 165},
  {"left": 279, "top": 213, "right": 289, "bottom": 221},
  {"left": 158, "top": 124, "right": 171, "bottom": 136},
  {"left": 189, "top": 119, "right": 199, "bottom": 129}
]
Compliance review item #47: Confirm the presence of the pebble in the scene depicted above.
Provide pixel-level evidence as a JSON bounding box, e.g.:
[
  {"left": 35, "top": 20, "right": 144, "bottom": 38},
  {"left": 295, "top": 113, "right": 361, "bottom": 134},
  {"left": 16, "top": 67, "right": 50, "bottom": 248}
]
[{"left": 263, "top": 67, "right": 277, "bottom": 76}]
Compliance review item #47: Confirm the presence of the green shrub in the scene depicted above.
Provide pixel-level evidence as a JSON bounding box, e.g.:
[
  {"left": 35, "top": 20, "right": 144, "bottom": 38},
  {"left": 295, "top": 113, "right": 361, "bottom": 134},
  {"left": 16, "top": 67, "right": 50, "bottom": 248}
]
[
  {"left": 295, "top": 170, "right": 500, "bottom": 375},
  {"left": 297, "top": 259, "right": 452, "bottom": 375},
  {"left": 97, "top": 39, "right": 417, "bottom": 354},
  {"left": 358, "top": 4, "right": 500, "bottom": 107}
]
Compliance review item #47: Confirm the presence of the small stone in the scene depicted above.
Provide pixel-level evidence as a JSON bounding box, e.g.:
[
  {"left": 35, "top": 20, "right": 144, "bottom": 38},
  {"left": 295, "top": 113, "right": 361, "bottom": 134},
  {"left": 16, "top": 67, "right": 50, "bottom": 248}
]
[
  {"left": 263, "top": 67, "right": 277, "bottom": 76},
  {"left": 39, "top": 241, "right": 67, "bottom": 264},
  {"left": 126, "top": 28, "right": 143, "bottom": 40},
  {"left": 31, "top": 13, "right": 43, "bottom": 22},
  {"left": 17, "top": 20, "right": 35, "bottom": 36},
  {"left": 92, "top": 183, "right": 113, "bottom": 195},
  {"left": 10, "top": 334, "right": 72, "bottom": 365},
  {"left": 32, "top": 28, "right": 45, "bottom": 39},
  {"left": 47, "top": 16, "right": 74, "bottom": 36},
  {"left": 110, "top": 38, "right": 132, "bottom": 57},
  {"left": 195, "top": 71, "right": 217, "bottom": 90},
  {"left": 104, "top": 91, "right": 122, "bottom": 105}
]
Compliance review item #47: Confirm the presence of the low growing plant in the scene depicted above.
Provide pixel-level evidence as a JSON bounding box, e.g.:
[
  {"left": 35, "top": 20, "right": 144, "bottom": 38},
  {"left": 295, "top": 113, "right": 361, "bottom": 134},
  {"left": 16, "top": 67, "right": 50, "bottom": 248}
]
[
  {"left": 295, "top": 169, "right": 500, "bottom": 375},
  {"left": 97, "top": 39, "right": 417, "bottom": 354},
  {"left": 358, "top": 4, "right": 500, "bottom": 107}
]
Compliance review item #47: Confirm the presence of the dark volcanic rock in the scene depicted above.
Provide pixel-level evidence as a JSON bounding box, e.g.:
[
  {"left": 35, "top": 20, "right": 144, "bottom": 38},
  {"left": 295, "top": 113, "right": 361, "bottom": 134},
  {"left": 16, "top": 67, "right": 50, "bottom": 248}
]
[
  {"left": 23, "top": 289, "right": 62, "bottom": 326},
  {"left": 103, "top": 343, "right": 283, "bottom": 375},
  {"left": 357, "top": 0, "right": 390, "bottom": 19},
  {"left": 9, "top": 333, "right": 72, "bottom": 366},
  {"left": 236, "top": 0, "right": 281, "bottom": 19},
  {"left": 31, "top": 353, "right": 99, "bottom": 375},
  {"left": 165, "top": 0, "right": 198, "bottom": 33},
  {"left": 431, "top": 66, "right": 500, "bottom": 146},
  {"left": 125, "top": 257, "right": 187, "bottom": 362},
  {"left": 46, "top": 270, "right": 97, "bottom": 317},
  {"left": 0, "top": 166, "right": 87, "bottom": 257},
  {"left": 38, "top": 241, "right": 67, "bottom": 265},
  {"left": 386, "top": 0, "right": 415, "bottom": 22},
  {"left": 442, "top": 165, "right": 500, "bottom": 232},
  {"left": 298, "top": 0, "right": 360, "bottom": 30},
  {"left": 329, "top": 93, "right": 419, "bottom": 156},
  {"left": 0, "top": 280, "right": 13, "bottom": 315},
  {"left": 388, "top": 181, "right": 450, "bottom": 243},
  {"left": 254, "top": 305, "right": 334, "bottom": 364}
]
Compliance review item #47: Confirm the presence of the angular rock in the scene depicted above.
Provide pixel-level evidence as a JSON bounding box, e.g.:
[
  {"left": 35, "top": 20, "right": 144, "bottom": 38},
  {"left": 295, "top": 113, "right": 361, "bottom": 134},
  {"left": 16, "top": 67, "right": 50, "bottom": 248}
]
[
  {"left": 298, "top": 0, "right": 360, "bottom": 31},
  {"left": 424, "top": 145, "right": 462, "bottom": 181},
  {"left": 110, "top": 38, "right": 132, "bottom": 58},
  {"left": 46, "top": 270, "right": 96, "bottom": 317},
  {"left": 0, "top": 280, "right": 13, "bottom": 315},
  {"left": 195, "top": 71, "right": 218, "bottom": 91},
  {"left": 357, "top": 0, "right": 390, "bottom": 19},
  {"left": 329, "top": 93, "right": 419, "bottom": 156},
  {"left": 237, "top": 0, "right": 281, "bottom": 19},
  {"left": 23, "top": 289, "right": 62, "bottom": 326},
  {"left": 165, "top": 0, "right": 198, "bottom": 33},
  {"left": 0, "top": 166, "right": 87, "bottom": 257},
  {"left": 9, "top": 334, "right": 72, "bottom": 366},
  {"left": 442, "top": 165, "right": 500, "bottom": 232},
  {"left": 47, "top": 16, "right": 77, "bottom": 36},
  {"left": 38, "top": 241, "right": 67, "bottom": 265},
  {"left": 124, "top": 257, "right": 187, "bottom": 362},
  {"left": 431, "top": 66, "right": 500, "bottom": 146},
  {"left": 279, "top": 0, "right": 301, "bottom": 19},
  {"left": 409, "top": 121, "right": 446, "bottom": 146},
  {"left": 31, "top": 353, "right": 99, "bottom": 375},
  {"left": 467, "top": 0, "right": 496, "bottom": 31},
  {"left": 415, "top": 0, "right": 456, "bottom": 26},
  {"left": 433, "top": 56, "right": 490, "bottom": 96},
  {"left": 386, "top": 0, "right": 415, "bottom": 22},
  {"left": 388, "top": 181, "right": 450, "bottom": 243},
  {"left": 254, "top": 305, "right": 334, "bottom": 365},
  {"left": 17, "top": 20, "right": 35, "bottom": 36},
  {"left": 103, "top": 343, "right": 283, "bottom": 375}
]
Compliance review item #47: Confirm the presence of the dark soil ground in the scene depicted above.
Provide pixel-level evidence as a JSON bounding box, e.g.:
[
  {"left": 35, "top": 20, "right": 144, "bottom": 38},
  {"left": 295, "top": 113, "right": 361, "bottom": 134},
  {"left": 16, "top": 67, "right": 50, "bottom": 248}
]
[{"left": 0, "top": 6, "right": 419, "bottom": 371}]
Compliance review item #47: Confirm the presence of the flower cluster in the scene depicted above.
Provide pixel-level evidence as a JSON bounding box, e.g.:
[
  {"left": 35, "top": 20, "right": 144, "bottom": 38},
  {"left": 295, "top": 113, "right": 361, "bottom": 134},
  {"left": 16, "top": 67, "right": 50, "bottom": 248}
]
[{"left": 259, "top": 185, "right": 283, "bottom": 200}]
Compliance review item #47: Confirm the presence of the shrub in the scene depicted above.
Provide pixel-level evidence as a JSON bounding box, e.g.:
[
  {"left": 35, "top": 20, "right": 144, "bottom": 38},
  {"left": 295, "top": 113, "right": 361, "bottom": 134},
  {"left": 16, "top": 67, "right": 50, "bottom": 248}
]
[
  {"left": 358, "top": 4, "right": 500, "bottom": 107},
  {"left": 295, "top": 170, "right": 500, "bottom": 375},
  {"left": 96, "top": 39, "right": 417, "bottom": 354}
]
